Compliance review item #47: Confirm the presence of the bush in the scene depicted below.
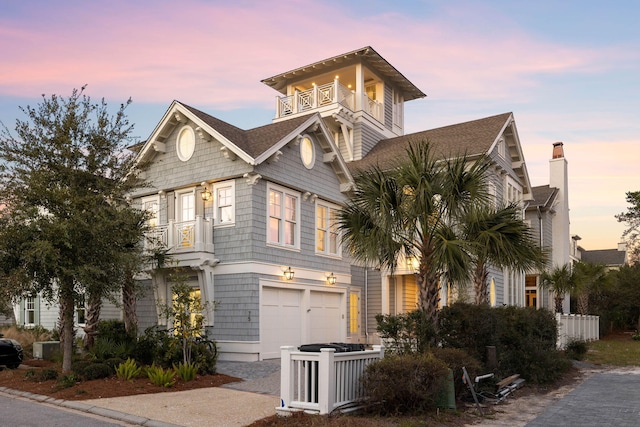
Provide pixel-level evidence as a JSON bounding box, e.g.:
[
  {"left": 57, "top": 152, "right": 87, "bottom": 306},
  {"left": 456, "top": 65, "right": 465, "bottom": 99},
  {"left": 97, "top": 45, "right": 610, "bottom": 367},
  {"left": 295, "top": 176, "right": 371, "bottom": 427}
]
[
  {"left": 361, "top": 354, "right": 449, "bottom": 415},
  {"left": 56, "top": 374, "right": 78, "bottom": 389},
  {"left": 376, "top": 310, "right": 435, "bottom": 355},
  {"left": 146, "top": 365, "right": 176, "bottom": 387},
  {"left": 436, "top": 303, "right": 571, "bottom": 384},
  {"left": 78, "top": 362, "right": 112, "bottom": 380},
  {"left": 131, "top": 327, "right": 182, "bottom": 368},
  {"left": 96, "top": 320, "right": 134, "bottom": 344},
  {"left": 115, "top": 358, "right": 142, "bottom": 381},
  {"left": 0, "top": 325, "right": 52, "bottom": 359},
  {"left": 24, "top": 368, "right": 59, "bottom": 382},
  {"left": 103, "top": 357, "right": 125, "bottom": 372},
  {"left": 565, "top": 339, "right": 589, "bottom": 361},
  {"left": 191, "top": 338, "right": 218, "bottom": 375}
]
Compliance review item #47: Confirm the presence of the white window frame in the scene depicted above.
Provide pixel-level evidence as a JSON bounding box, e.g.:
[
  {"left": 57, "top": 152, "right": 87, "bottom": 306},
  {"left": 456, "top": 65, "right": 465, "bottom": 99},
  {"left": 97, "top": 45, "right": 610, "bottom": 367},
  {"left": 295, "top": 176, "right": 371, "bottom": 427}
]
[
  {"left": 267, "top": 184, "right": 300, "bottom": 249},
  {"left": 141, "top": 195, "right": 160, "bottom": 227},
  {"left": 24, "top": 296, "right": 35, "bottom": 326},
  {"left": 176, "top": 189, "right": 196, "bottom": 222},
  {"left": 213, "top": 180, "right": 235, "bottom": 226},
  {"left": 315, "top": 200, "right": 341, "bottom": 257},
  {"left": 176, "top": 125, "right": 196, "bottom": 162}
]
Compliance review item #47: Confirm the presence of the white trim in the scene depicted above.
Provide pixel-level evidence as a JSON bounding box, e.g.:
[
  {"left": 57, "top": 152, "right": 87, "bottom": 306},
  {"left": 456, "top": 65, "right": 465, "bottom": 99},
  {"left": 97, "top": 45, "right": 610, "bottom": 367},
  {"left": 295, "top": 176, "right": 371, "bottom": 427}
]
[
  {"left": 176, "top": 125, "right": 196, "bottom": 162},
  {"left": 213, "top": 180, "right": 235, "bottom": 226},
  {"left": 299, "top": 135, "right": 316, "bottom": 169},
  {"left": 266, "top": 183, "right": 300, "bottom": 249},
  {"left": 314, "top": 199, "right": 342, "bottom": 258},
  {"left": 176, "top": 188, "right": 196, "bottom": 222}
]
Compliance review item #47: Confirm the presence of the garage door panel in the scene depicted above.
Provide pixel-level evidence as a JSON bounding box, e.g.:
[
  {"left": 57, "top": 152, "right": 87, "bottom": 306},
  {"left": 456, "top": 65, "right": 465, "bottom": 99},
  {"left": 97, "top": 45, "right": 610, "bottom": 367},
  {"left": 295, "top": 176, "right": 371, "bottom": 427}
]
[
  {"left": 310, "top": 291, "right": 342, "bottom": 344},
  {"left": 261, "top": 287, "right": 302, "bottom": 358}
]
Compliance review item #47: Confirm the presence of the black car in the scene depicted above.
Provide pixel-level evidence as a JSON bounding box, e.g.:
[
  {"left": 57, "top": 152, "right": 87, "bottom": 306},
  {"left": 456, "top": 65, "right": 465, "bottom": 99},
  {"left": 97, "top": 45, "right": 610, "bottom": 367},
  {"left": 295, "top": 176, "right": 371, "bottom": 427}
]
[{"left": 0, "top": 333, "right": 23, "bottom": 369}]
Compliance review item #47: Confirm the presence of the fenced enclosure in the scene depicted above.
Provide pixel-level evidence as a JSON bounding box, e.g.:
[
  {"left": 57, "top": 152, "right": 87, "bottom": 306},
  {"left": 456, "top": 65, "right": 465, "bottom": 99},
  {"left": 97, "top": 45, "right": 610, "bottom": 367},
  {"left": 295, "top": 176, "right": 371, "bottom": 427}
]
[{"left": 556, "top": 313, "right": 599, "bottom": 349}]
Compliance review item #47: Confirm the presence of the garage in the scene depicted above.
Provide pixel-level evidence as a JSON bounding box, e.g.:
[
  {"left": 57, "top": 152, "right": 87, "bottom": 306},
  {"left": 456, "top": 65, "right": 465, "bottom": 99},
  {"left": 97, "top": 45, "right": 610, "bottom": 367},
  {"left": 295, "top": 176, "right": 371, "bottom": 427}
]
[{"left": 260, "top": 285, "right": 345, "bottom": 359}]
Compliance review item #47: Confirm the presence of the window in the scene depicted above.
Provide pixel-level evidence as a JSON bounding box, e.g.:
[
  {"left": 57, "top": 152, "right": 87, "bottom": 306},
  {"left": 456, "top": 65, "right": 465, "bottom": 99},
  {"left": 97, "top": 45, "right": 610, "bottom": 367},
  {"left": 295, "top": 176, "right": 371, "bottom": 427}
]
[
  {"left": 268, "top": 185, "right": 299, "bottom": 248},
  {"left": 142, "top": 196, "right": 159, "bottom": 227},
  {"left": 178, "top": 191, "right": 195, "bottom": 222},
  {"left": 76, "top": 295, "right": 86, "bottom": 325},
  {"left": 176, "top": 126, "right": 196, "bottom": 161},
  {"left": 25, "top": 297, "right": 35, "bottom": 325},
  {"left": 300, "top": 136, "right": 315, "bottom": 169},
  {"left": 316, "top": 201, "right": 340, "bottom": 256},
  {"left": 349, "top": 291, "right": 360, "bottom": 334},
  {"left": 213, "top": 181, "right": 235, "bottom": 226}
]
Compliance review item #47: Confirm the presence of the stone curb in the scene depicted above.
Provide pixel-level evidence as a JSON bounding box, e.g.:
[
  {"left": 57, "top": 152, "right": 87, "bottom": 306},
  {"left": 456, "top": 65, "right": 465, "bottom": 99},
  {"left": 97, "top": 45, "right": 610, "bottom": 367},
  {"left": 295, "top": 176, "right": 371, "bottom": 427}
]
[{"left": 0, "top": 386, "right": 181, "bottom": 427}]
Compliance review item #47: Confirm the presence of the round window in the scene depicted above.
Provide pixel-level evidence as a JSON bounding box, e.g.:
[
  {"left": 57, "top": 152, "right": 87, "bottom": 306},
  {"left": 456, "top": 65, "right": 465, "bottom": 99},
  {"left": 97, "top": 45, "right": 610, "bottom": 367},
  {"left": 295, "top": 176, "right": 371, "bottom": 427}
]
[
  {"left": 176, "top": 126, "right": 195, "bottom": 161},
  {"left": 300, "top": 136, "right": 315, "bottom": 169}
]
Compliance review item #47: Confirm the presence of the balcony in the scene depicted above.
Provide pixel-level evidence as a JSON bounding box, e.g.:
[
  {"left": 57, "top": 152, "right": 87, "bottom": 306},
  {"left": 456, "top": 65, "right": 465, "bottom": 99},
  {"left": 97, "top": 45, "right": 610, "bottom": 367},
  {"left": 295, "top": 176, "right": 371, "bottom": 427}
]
[
  {"left": 145, "top": 216, "right": 214, "bottom": 255},
  {"left": 274, "top": 78, "right": 382, "bottom": 122}
]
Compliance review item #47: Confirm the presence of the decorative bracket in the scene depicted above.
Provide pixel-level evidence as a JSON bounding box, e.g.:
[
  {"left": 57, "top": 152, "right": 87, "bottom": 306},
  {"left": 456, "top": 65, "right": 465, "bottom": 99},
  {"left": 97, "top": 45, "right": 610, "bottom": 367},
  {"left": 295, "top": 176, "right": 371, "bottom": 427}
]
[
  {"left": 243, "top": 172, "right": 262, "bottom": 186},
  {"left": 220, "top": 146, "right": 237, "bottom": 161},
  {"left": 195, "top": 127, "right": 211, "bottom": 142}
]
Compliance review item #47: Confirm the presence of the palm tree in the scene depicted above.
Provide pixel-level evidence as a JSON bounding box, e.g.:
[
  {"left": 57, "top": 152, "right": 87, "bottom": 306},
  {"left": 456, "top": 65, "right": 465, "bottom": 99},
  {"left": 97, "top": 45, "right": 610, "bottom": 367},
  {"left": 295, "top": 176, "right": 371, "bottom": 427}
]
[
  {"left": 462, "top": 203, "right": 547, "bottom": 305},
  {"left": 338, "top": 142, "right": 490, "bottom": 330},
  {"left": 540, "top": 264, "right": 576, "bottom": 314},
  {"left": 573, "top": 261, "right": 608, "bottom": 315}
]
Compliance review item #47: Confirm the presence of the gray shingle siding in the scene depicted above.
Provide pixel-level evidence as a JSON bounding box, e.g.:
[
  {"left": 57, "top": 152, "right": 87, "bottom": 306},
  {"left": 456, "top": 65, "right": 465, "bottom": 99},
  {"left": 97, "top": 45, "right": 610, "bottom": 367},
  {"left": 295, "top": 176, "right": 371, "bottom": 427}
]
[
  {"left": 210, "top": 273, "right": 261, "bottom": 341},
  {"left": 384, "top": 85, "right": 393, "bottom": 131}
]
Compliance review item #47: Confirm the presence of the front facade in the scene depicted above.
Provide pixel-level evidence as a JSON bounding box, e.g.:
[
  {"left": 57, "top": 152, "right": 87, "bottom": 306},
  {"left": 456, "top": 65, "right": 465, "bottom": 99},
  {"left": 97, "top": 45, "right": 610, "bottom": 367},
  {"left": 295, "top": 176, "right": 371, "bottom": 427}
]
[{"left": 126, "top": 47, "right": 541, "bottom": 361}]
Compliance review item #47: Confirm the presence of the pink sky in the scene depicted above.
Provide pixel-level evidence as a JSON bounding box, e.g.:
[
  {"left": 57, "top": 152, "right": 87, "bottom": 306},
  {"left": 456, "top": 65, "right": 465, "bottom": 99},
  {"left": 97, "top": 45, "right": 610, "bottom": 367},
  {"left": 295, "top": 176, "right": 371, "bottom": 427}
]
[{"left": 1, "top": 0, "right": 638, "bottom": 250}]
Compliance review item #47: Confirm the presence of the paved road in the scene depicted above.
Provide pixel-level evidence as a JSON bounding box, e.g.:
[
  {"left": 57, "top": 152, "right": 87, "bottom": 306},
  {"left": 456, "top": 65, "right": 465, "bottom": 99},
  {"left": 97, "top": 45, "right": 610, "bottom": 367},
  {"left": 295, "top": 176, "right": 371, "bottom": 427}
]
[
  {"left": 0, "top": 392, "right": 130, "bottom": 426},
  {"left": 527, "top": 369, "right": 640, "bottom": 427}
]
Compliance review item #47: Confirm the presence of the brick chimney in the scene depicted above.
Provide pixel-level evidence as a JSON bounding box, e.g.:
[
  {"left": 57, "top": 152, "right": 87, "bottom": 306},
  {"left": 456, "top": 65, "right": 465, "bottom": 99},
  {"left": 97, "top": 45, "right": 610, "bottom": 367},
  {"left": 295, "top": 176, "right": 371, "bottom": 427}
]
[{"left": 552, "top": 142, "right": 564, "bottom": 159}]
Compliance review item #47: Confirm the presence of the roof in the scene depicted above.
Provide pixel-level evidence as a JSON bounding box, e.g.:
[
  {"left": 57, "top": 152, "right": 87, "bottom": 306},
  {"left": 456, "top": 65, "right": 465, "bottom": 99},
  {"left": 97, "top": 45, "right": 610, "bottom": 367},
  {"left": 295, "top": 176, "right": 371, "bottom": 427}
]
[
  {"left": 527, "top": 185, "right": 559, "bottom": 209},
  {"left": 348, "top": 112, "right": 514, "bottom": 173},
  {"left": 581, "top": 249, "right": 627, "bottom": 266},
  {"left": 181, "top": 103, "right": 313, "bottom": 158},
  {"left": 261, "top": 46, "right": 426, "bottom": 101}
]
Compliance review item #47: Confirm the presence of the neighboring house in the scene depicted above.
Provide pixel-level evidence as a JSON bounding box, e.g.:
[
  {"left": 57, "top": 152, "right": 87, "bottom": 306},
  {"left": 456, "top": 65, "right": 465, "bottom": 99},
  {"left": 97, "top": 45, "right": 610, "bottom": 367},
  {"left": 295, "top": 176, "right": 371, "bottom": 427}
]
[
  {"left": 524, "top": 142, "right": 572, "bottom": 313},
  {"left": 129, "top": 46, "right": 537, "bottom": 361},
  {"left": 579, "top": 243, "right": 628, "bottom": 270}
]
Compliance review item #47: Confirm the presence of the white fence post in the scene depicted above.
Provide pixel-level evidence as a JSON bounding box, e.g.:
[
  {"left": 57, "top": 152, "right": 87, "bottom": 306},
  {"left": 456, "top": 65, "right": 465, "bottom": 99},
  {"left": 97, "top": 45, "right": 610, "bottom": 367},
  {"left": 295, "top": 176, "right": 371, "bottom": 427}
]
[
  {"left": 280, "top": 346, "right": 295, "bottom": 410},
  {"left": 318, "top": 348, "right": 336, "bottom": 415}
]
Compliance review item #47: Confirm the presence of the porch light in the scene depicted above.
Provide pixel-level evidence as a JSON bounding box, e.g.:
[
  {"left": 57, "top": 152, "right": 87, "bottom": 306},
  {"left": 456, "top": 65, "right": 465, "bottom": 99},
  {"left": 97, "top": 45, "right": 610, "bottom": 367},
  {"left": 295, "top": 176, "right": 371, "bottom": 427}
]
[
  {"left": 201, "top": 188, "right": 212, "bottom": 201},
  {"left": 327, "top": 272, "right": 337, "bottom": 285},
  {"left": 283, "top": 267, "right": 295, "bottom": 281}
]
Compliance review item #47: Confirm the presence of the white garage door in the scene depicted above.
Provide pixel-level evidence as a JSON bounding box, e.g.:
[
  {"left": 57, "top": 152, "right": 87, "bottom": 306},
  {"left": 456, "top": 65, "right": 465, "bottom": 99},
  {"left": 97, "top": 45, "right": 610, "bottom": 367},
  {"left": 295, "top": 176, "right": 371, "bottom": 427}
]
[
  {"left": 261, "top": 287, "right": 303, "bottom": 359},
  {"left": 310, "top": 291, "right": 342, "bottom": 343}
]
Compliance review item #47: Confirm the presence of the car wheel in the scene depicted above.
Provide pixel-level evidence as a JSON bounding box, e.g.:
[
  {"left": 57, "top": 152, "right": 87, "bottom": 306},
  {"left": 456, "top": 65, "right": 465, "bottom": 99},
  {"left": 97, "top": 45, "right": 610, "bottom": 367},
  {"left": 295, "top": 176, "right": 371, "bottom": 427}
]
[{"left": 6, "top": 363, "right": 20, "bottom": 369}]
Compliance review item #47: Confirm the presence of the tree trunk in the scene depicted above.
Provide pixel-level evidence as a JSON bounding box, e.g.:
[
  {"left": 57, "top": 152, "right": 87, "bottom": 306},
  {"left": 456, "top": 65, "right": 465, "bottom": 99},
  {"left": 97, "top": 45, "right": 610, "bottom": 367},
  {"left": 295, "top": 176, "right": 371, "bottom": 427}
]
[
  {"left": 58, "top": 281, "right": 75, "bottom": 374},
  {"left": 417, "top": 255, "right": 440, "bottom": 334},
  {"left": 83, "top": 291, "right": 102, "bottom": 350},
  {"left": 555, "top": 293, "right": 565, "bottom": 314},
  {"left": 122, "top": 270, "right": 138, "bottom": 337},
  {"left": 473, "top": 263, "right": 490, "bottom": 305},
  {"left": 577, "top": 292, "right": 589, "bottom": 315}
]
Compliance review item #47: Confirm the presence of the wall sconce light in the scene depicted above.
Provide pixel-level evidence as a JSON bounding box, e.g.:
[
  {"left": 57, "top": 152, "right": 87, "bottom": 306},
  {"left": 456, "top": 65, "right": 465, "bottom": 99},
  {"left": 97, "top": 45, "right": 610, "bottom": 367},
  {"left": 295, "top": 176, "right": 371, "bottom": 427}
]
[
  {"left": 327, "top": 272, "right": 337, "bottom": 285},
  {"left": 283, "top": 267, "right": 295, "bottom": 280},
  {"left": 201, "top": 188, "right": 212, "bottom": 201},
  {"left": 200, "top": 182, "right": 212, "bottom": 202}
]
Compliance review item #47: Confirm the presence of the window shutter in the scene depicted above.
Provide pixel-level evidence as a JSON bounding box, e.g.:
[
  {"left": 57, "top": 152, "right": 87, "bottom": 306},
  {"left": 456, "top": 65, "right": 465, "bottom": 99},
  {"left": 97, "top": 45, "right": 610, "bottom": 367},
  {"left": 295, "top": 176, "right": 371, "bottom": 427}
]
[
  {"left": 35, "top": 296, "right": 41, "bottom": 325},
  {"left": 167, "top": 191, "right": 175, "bottom": 221},
  {"left": 19, "top": 300, "right": 25, "bottom": 325}
]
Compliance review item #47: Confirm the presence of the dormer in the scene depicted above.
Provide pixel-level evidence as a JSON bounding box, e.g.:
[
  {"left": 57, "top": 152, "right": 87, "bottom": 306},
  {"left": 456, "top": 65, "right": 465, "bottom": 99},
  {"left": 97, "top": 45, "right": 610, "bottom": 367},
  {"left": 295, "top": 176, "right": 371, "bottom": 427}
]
[{"left": 262, "top": 46, "right": 425, "bottom": 161}]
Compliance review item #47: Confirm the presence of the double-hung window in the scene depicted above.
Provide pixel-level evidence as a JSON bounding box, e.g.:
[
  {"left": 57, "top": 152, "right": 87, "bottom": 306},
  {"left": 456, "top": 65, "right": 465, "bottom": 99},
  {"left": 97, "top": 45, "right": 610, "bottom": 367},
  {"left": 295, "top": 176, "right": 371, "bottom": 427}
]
[
  {"left": 213, "top": 181, "right": 235, "bottom": 226},
  {"left": 268, "top": 185, "right": 299, "bottom": 248},
  {"left": 25, "top": 297, "right": 35, "bottom": 326},
  {"left": 316, "top": 201, "right": 340, "bottom": 256}
]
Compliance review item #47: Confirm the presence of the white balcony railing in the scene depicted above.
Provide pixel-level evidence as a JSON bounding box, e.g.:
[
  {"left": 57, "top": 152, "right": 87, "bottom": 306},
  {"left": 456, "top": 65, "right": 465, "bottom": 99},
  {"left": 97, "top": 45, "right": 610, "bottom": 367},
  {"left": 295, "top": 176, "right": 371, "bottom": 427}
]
[
  {"left": 276, "top": 79, "right": 355, "bottom": 119},
  {"left": 556, "top": 313, "right": 599, "bottom": 349},
  {"left": 278, "top": 345, "right": 384, "bottom": 415},
  {"left": 144, "top": 216, "right": 213, "bottom": 253}
]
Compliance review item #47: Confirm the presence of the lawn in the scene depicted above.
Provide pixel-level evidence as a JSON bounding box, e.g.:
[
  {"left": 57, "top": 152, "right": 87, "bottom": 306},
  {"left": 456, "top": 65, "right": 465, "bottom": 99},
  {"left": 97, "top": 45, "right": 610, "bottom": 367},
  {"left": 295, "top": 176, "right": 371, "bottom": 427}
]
[{"left": 584, "top": 332, "right": 640, "bottom": 366}]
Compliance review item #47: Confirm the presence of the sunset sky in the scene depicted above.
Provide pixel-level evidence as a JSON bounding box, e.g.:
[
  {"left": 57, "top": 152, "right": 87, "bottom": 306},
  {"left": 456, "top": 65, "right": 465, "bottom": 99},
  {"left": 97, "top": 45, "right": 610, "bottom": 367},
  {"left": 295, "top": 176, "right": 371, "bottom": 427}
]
[{"left": 1, "top": 0, "right": 638, "bottom": 250}]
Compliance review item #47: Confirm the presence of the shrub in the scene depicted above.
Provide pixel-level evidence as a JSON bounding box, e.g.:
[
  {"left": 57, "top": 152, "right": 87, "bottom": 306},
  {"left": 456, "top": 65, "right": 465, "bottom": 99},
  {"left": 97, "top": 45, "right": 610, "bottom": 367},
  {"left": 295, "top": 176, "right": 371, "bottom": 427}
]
[
  {"left": 146, "top": 365, "right": 176, "bottom": 387},
  {"left": 57, "top": 374, "right": 78, "bottom": 389},
  {"left": 361, "top": 354, "right": 449, "bottom": 415},
  {"left": 131, "top": 327, "right": 182, "bottom": 368},
  {"left": 565, "top": 339, "right": 589, "bottom": 361},
  {"left": 0, "top": 325, "right": 52, "bottom": 359},
  {"left": 96, "top": 320, "right": 134, "bottom": 344},
  {"left": 115, "top": 358, "right": 142, "bottom": 381},
  {"left": 24, "top": 368, "right": 59, "bottom": 382},
  {"left": 103, "top": 357, "right": 125, "bottom": 372},
  {"left": 79, "top": 363, "right": 112, "bottom": 380},
  {"left": 191, "top": 338, "right": 218, "bottom": 375},
  {"left": 174, "top": 362, "right": 198, "bottom": 382},
  {"left": 376, "top": 309, "right": 435, "bottom": 355}
]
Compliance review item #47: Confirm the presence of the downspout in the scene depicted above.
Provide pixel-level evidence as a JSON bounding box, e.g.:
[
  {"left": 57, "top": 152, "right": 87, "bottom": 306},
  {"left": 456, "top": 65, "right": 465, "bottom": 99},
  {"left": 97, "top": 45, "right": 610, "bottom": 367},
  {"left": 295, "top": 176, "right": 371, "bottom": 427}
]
[{"left": 364, "top": 268, "right": 369, "bottom": 343}]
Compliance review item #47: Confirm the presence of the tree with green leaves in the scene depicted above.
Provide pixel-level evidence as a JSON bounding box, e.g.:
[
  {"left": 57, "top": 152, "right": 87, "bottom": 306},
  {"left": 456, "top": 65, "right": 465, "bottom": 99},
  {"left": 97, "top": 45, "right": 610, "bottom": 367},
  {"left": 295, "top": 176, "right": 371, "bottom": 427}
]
[
  {"left": 540, "top": 264, "right": 576, "bottom": 314},
  {"left": 572, "top": 261, "right": 608, "bottom": 315},
  {"left": 338, "top": 142, "right": 492, "bottom": 330},
  {"left": 616, "top": 190, "right": 640, "bottom": 263},
  {"left": 461, "top": 203, "right": 547, "bottom": 305},
  {"left": 0, "top": 87, "right": 148, "bottom": 372}
]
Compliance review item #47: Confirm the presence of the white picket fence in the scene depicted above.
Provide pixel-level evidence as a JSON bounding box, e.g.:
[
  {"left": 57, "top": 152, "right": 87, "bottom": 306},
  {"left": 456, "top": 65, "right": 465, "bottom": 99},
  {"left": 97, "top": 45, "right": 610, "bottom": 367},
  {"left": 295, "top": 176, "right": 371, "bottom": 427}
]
[
  {"left": 278, "top": 345, "right": 384, "bottom": 415},
  {"left": 556, "top": 313, "right": 600, "bottom": 349}
]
